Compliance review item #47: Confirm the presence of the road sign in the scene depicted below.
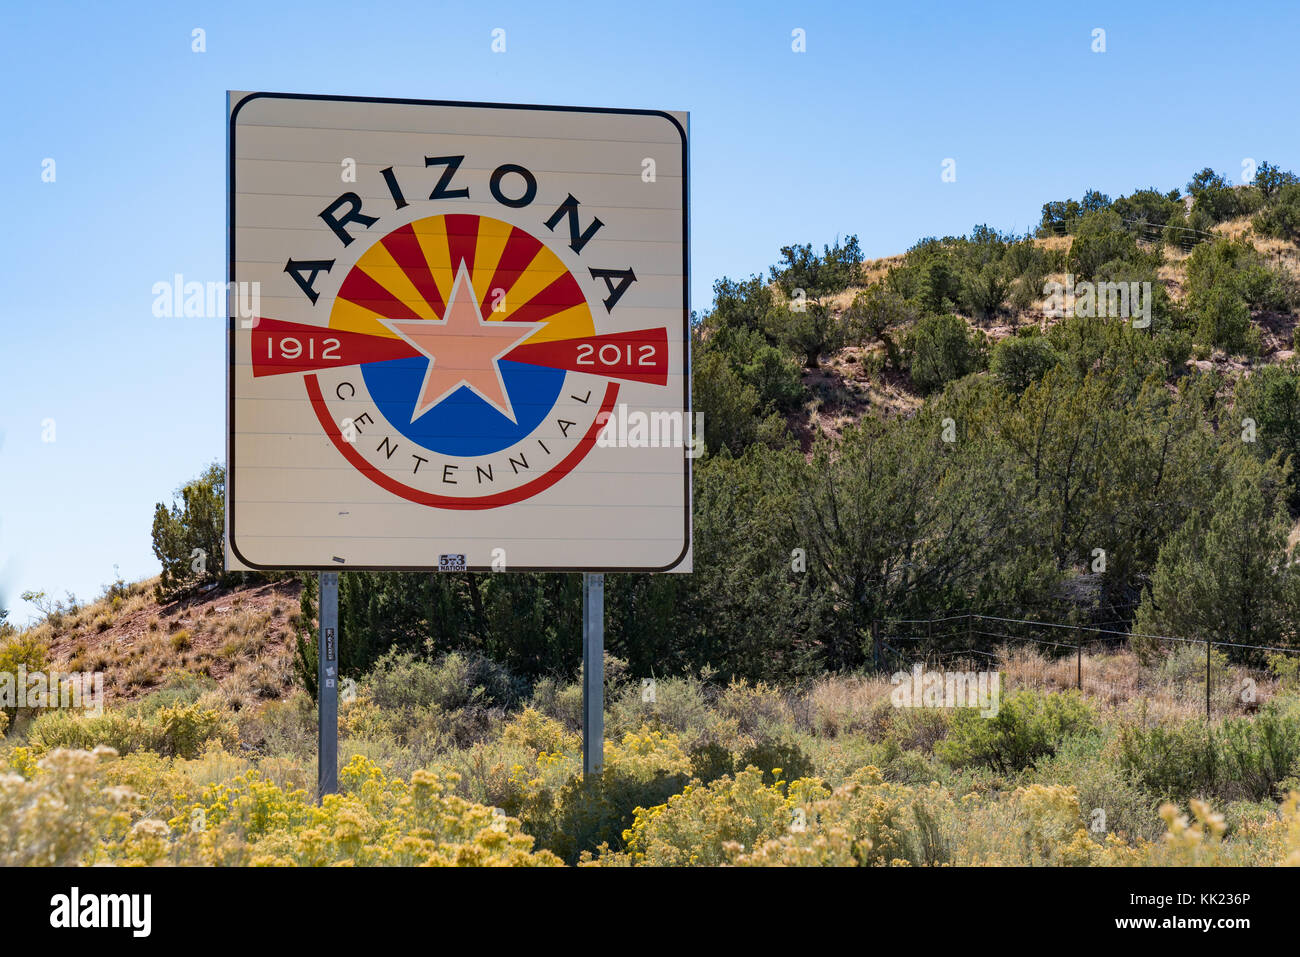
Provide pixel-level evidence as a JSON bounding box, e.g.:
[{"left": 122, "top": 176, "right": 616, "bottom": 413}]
[{"left": 226, "top": 92, "right": 691, "bottom": 572}]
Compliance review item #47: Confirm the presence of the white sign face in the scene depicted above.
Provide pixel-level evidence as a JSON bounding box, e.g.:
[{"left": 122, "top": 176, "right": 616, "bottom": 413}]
[{"left": 227, "top": 92, "right": 690, "bottom": 572}]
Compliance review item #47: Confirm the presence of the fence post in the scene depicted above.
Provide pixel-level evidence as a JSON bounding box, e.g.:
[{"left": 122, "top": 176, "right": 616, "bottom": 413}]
[
  {"left": 1076, "top": 626, "right": 1082, "bottom": 691},
  {"left": 872, "top": 619, "right": 881, "bottom": 671},
  {"left": 1206, "top": 636, "right": 1211, "bottom": 721}
]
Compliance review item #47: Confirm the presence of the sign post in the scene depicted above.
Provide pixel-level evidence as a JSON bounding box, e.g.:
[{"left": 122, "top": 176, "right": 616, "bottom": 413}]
[
  {"left": 318, "top": 572, "right": 339, "bottom": 800},
  {"left": 582, "top": 573, "right": 605, "bottom": 777}
]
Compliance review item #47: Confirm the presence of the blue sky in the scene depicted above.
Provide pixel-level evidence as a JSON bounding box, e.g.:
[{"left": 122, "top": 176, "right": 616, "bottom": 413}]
[{"left": 2, "top": 0, "right": 1298, "bottom": 623}]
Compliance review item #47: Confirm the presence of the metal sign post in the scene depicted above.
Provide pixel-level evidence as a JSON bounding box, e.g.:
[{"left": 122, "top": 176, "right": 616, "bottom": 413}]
[
  {"left": 582, "top": 573, "right": 605, "bottom": 778},
  {"left": 318, "top": 572, "right": 339, "bottom": 800}
]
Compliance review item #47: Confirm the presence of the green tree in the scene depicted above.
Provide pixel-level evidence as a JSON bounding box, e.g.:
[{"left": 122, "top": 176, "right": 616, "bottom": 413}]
[
  {"left": 769, "top": 235, "right": 863, "bottom": 304},
  {"left": 1252, "top": 161, "right": 1298, "bottom": 200},
  {"left": 692, "top": 348, "right": 763, "bottom": 455},
  {"left": 903, "top": 313, "right": 985, "bottom": 394},
  {"left": 960, "top": 260, "right": 1013, "bottom": 322},
  {"left": 1253, "top": 182, "right": 1300, "bottom": 243},
  {"left": 989, "top": 334, "right": 1059, "bottom": 394},
  {"left": 775, "top": 302, "right": 845, "bottom": 369},
  {"left": 1112, "top": 187, "right": 1184, "bottom": 232},
  {"left": 1235, "top": 361, "right": 1300, "bottom": 514},
  {"left": 1134, "top": 456, "right": 1297, "bottom": 656},
  {"left": 1183, "top": 237, "right": 1292, "bottom": 354},
  {"left": 151, "top": 463, "right": 227, "bottom": 601},
  {"left": 1067, "top": 210, "right": 1142, "bottom": 277},
  {"left": 1038, "top": 198, "right": 1083, "bottom": 236},
  {"left": 1187, "top": 167, "right": 1259, "bottom": 225},
  {"left": 709, "top": 275, "right": 777, "bottom": 335},
  {"left": 844, "top": 283, "right": 915, "bottom": 370},
  {"left": 783, "top": 405, "right": 1053, "bottom": 667}
]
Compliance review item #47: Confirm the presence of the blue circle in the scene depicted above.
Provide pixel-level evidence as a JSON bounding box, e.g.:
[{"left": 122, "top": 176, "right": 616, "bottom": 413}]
[{"left": 361, "top": 357, "right": 564, "bottom": 457}]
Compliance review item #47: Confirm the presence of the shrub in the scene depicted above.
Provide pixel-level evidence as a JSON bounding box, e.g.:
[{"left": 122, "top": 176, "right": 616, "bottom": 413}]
[
  {"left": 938, "top": 690, "right": 1096, "bottom": 773},
  {"left": 990, "top": 335, "right": 1059, "bottom": 394},
  {"left": 1253, "top": 182, "right": 1300, "bottom": 242},
  {"left": 169, "top": 754, "right": 562, "bottom": 866},
  {"left": 1117, "top": 704, "right": 1300, "bottom": 803},
  {"left": 28, "top": 702, "right": 236, "bottom": 759},
  {"left": 528, "top": 677, "right": 584, "bottom": 732},
  {"left": 1194, "top": 285, "right": 1255, "bottom": 355},
  {"left": 960, "top": 261, "right": 1013, "bottom": 321},
  {"left": 0, "top": 746, "right": 128, "bottom": 865},
  {"left": 610, "top": 765, "right": 955, "bottom": 867},
  {"left": 0, "top": 631, "right": 49, "bottom": 726},
  {"left": 1186, "top": 167, "right": 1255, "bottom": 225},
  {"left": 844, "top": 284, "right": 915, "bottom": 369},
  {"left": 364, "top": 649, "right": 522, "bottom": 716},
  {"left": 714, "top": 680, "right": 792, "bottom": 736},
  {"left": 1268, "top": 653, "right": 1300, "bottom": 690},
  {"left": 903, "top": 313, "right": 986, "bottom": 394},
  {"left": 483, "top": 725, "right": 695, "bottom": 863},
  {"left": 768, "top": 236, "right": 864, "bottom": 303},
  {"left": 501, "top": 707, "right": 578, "bottom": 754},
  {"left": 615, "top": 766, "right": 814, "bottom": 866},
  {"left": 1031, "top": 734, "right": 1165, "bottom": 843},
  {"left": 606, "top": 674, "right": 712, "bottom": 737},
  {"left": 1068, "top": 210, "right": 1142, "bottom": 276},
  {"left": 1184, "top": 238, "right": 1294, "bottom": 352},
  {"left": 775, "top": 302, "right": 845, "bottom": 369}
]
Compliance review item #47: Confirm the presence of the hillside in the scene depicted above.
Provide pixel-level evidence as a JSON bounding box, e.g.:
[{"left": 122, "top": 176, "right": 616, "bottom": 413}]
[
  {"left": 30, "top": 577, "right": 301, "bottom": 709},
  {"left": 787, "top": 210, "right": 1300, "bottom": 447}
]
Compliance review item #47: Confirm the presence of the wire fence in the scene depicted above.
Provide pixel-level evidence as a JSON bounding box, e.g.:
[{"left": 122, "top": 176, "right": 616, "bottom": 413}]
[{"left": 873, "top": 612, "right": 1300, "bottom": 721}]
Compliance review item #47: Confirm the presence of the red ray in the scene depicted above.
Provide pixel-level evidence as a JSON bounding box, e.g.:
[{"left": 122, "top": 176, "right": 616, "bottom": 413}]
[
  {"left": 503, "top": 327, "right": 669, "bottom": 385},
  {"left": 338, "top": 267, "right": 421, "bottom": 320},
  {"left": 381, "top": 223, "right": 445, "bottom": 317},
  {"left": 444, "top": 213, "right": 479, "bottom": 276},
  {"left": 506, "top": 271, "right": 586, "bottom": 325},
  {"left": 251, "top": 317, "right": 417, "bottom": 376},
  {"left": 479, "top": 226, "right": 544, "bottom": 319}
]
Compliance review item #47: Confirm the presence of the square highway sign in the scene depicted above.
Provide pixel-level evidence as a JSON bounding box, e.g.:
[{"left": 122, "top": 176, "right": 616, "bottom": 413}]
[{"left": 226, "top": 92, "right": 691, "bottom": 572}]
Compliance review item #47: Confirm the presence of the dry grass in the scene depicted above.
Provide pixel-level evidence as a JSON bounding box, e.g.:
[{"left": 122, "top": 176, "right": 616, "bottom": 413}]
[
  {"left": 998, "top": 643, "right": 1282, "bottom": 723},
  {"left": 807, "top": 674, "right": 894, "bottom": 736},
  {"left": 1035, "top": 235, "right": 1072, "bottom": 253},
  {"left": 36, "top": 577, "right": 301, "bottom": 707}
]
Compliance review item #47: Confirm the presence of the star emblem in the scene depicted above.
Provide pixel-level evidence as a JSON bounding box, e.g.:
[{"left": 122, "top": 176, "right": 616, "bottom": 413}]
[{"left": 380, "top": 261, "right": 545, "bottom": 423}]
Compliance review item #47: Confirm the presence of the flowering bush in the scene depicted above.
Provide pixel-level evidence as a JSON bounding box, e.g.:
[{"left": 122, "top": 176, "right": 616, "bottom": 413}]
[
  {"left": 0, "top": 746, "right": 559, "bottom": 866},
  {"left": 4, "top": 664, "right": 1300, "bottom": 867},
  {"left": 28, "top": 702, "right": 237, "bottom": 759}
]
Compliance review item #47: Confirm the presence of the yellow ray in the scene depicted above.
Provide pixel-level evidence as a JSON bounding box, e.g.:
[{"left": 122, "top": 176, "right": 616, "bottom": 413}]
[
  {"left": 496, "top": 243, "right": 575, "bottom": 323},
  {"left": 354, "top": 242, "right": 439, "bottom": 322},
  {"left": 515, "top": 303, "right": 596, "bottom": 345},
  {"left": 471, "top": 218, "right": 514, "bottom": 316},
  {"left": 412, "top": 216, "right": 454, "bottom": 312},
  {"left": 328, "top": 297, "right": 402, "bottom": 339}
]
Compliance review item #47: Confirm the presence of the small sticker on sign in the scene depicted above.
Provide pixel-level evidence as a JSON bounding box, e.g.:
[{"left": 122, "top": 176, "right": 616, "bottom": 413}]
[{"left": 439, "top": 554, "right": 467, "bottom": 571}]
